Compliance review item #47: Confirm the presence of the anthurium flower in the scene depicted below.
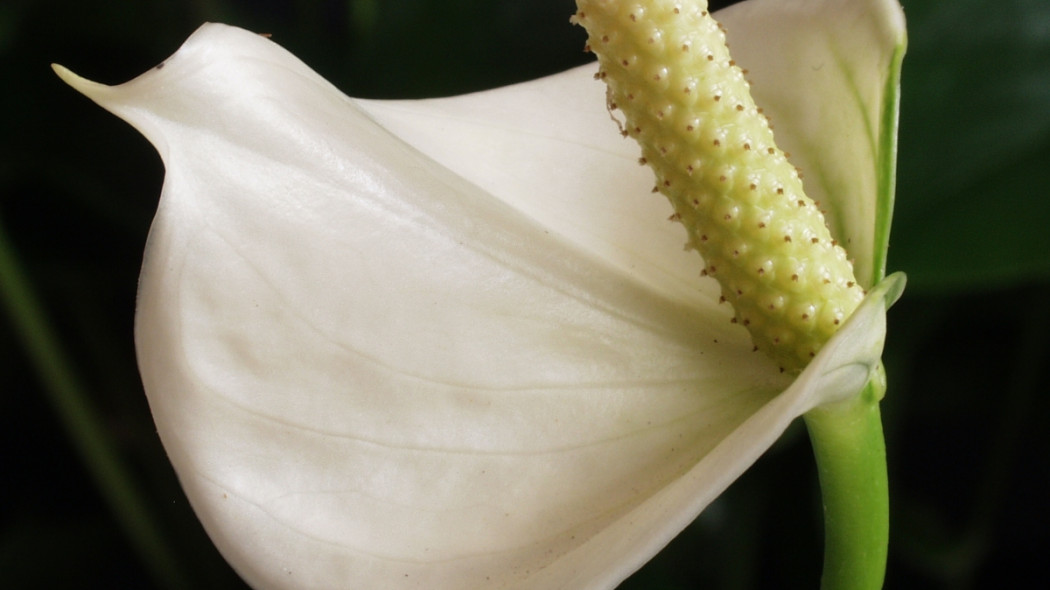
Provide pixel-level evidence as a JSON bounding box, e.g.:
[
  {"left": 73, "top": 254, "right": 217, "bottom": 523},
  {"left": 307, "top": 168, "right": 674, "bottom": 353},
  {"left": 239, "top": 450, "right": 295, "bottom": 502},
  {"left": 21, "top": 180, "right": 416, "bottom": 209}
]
[{"left": 54, "top": 0, "right": 905, "bottom": 588}]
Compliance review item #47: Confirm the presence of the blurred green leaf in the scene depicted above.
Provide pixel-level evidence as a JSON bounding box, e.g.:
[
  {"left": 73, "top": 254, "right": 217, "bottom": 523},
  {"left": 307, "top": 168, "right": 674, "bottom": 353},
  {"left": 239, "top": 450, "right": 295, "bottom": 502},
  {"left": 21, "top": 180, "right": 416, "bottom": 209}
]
[{"left": 892, "top": 0, "right": 1050, "bottom": 292}]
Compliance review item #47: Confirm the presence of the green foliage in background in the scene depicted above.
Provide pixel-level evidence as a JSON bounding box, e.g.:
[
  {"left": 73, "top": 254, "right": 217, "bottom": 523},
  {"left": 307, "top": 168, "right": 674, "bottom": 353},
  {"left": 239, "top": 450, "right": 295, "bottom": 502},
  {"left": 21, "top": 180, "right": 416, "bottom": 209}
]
[{"left": 2, "top": 0, "right": 1048, "bottom": 588}]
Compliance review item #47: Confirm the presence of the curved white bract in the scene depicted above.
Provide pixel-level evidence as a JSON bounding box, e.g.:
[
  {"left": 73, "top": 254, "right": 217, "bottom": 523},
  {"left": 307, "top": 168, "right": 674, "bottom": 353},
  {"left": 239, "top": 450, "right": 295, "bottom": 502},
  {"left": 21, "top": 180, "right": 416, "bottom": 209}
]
[{"left": 54, "top": 1, "right": 905, "bottom": 587}]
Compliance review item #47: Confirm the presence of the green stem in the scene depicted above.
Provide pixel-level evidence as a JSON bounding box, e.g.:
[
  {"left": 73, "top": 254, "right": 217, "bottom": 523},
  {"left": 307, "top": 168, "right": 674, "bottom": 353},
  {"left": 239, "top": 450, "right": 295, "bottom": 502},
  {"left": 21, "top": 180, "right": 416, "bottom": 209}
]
[
  {"left": 803, "top": 369, "right": 889, "bottom": 590},
  {"left": 0, "top": 217, "right": 188, "bottom": 590}
]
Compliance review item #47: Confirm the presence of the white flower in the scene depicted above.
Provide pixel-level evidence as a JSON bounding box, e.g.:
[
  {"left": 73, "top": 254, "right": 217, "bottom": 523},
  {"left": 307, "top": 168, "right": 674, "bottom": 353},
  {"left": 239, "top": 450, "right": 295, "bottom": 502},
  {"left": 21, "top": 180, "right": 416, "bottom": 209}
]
[{"left": 54, "top": 0, "right": 905, "bottom": 587}]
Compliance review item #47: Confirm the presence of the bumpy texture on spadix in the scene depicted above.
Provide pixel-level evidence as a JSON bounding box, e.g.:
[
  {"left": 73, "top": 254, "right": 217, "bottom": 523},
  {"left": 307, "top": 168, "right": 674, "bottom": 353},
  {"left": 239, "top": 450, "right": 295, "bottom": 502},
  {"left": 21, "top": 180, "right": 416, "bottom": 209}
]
[
  {"left": 54, "top": 0, "right": 905, "bottom": 586},
  {"left": 574, "top": 0, "right": 865, "bottom": 371}
]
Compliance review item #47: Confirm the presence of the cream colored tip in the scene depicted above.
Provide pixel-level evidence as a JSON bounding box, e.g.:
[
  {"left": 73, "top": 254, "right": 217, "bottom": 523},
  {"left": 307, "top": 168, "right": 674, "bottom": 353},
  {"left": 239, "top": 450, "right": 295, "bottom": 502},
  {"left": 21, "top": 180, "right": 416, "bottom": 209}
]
[{"left": 52, "top": 63, "right": 112, "bottom": 100}]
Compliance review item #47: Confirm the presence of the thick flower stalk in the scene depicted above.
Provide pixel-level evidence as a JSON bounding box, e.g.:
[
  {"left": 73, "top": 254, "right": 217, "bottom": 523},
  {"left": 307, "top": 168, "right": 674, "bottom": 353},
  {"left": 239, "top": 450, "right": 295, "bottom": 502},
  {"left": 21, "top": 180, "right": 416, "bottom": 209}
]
[{"left": 54, "top": 0, "right": 905, "bottom": 588}]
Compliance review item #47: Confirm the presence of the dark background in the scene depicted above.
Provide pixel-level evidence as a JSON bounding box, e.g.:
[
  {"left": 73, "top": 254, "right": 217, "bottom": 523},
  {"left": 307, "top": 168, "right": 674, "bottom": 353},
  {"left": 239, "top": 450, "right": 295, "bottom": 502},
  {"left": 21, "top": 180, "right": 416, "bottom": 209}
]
[{"left": 3, "top": 0, "right": 1049, "bottom": 588}]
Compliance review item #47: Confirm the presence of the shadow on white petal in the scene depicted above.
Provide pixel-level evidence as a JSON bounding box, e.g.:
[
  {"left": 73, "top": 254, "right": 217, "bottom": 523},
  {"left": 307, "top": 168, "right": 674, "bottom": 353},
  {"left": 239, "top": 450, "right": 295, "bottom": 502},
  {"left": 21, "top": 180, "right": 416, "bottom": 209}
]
[
  {"left": 358, "top": 67, "right": 723, "bottom": 319},
  {"left": 535, "top": 272, "right": 899, "bottom": 589}
]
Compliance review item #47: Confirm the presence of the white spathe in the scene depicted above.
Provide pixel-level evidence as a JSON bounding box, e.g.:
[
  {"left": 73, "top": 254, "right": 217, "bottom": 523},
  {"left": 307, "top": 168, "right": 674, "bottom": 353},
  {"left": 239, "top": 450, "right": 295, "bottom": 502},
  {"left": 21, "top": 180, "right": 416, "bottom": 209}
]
[{"left": 54, "top": 0, "right": 905, "bottom": 588}]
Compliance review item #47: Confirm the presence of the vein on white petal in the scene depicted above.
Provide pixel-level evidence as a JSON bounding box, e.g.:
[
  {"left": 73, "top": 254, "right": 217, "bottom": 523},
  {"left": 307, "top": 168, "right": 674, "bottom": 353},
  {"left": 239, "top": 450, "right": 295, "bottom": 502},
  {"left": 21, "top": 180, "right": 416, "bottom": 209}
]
[
  {"left": 183, "top": 386, "right": 773, "bottom": 563},
  {"left": 193, "top": 185, "right": 737, "bottom": 394},
  {"left": 356, "top": 67, "right": 719, "bottom": 316},
  {"left": 184, "top": 356, "right": 775, "bottom": 455},
  {"left": 199, "top": 466, "right": 650, "bottom": 574}
]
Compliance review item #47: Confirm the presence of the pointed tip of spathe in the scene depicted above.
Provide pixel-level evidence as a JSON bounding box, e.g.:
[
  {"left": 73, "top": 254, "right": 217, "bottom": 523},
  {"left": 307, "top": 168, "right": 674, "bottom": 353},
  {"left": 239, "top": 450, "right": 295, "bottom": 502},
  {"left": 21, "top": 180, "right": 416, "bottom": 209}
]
[
  {"left": 52, "top": 59, "right": 175, "bottom": 161},
  {"left": 52, "top": 62, "right": 118, "bottom": 104},
  {"left": 52, "top": 62, "right": 103, "bottom": 91}
]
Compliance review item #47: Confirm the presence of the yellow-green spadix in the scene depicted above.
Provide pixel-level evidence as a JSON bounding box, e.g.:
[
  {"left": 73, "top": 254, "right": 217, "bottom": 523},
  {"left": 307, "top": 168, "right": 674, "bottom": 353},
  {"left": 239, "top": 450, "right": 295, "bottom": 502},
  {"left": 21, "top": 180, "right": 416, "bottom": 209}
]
[{"left": 574, "top": 0, "right": 866, "bottom": 372}]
